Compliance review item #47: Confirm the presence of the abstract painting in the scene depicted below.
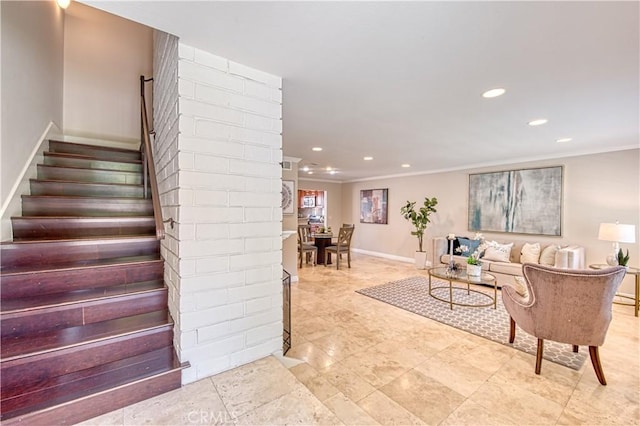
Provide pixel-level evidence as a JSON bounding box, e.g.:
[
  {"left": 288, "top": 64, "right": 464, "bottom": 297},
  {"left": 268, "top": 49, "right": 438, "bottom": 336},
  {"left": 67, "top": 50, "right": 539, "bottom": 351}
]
[
  {"left": 468, "top": 166, "right": 563, "bottom": 236},
  {"left": 360, "top": 189, "right": 388, "bottom": 224}
]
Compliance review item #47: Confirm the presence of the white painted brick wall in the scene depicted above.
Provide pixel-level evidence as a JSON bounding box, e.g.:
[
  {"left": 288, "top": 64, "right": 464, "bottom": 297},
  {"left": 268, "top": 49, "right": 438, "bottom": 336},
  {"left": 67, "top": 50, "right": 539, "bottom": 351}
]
[{"left": 155, "top": 33, "right": 283, "bottom": 384}]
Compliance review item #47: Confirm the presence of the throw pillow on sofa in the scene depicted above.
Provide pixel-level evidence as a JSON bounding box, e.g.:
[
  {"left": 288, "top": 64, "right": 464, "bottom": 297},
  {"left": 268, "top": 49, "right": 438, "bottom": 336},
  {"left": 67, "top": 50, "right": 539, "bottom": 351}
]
[
  {"left": 512, "top": 276, "right": 529, "bottom": 298},
  {"left": 539, "top": 245, "right": 560, "bottom": 266},
  {"left": 456, "top": 237, "right": 481, "bottom": 256},
  {"left": 483, "top": 242, "right": 513, "bottom": 263},
  {"left": 520, "top": 242, "right": 541, "bottom": 264}
]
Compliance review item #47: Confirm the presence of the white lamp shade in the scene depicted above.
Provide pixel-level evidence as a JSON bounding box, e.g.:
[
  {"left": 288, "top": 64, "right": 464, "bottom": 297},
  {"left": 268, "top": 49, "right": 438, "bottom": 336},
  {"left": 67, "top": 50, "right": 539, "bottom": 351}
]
[{"left": 598, "top": 223, "right": 636, "bottom": 243}]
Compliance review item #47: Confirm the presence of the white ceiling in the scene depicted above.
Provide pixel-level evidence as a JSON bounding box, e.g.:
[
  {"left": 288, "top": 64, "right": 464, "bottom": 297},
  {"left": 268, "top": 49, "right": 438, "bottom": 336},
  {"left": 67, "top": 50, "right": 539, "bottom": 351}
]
[{"left": 85, "top": 1, "right": 639, "bottom": 182}]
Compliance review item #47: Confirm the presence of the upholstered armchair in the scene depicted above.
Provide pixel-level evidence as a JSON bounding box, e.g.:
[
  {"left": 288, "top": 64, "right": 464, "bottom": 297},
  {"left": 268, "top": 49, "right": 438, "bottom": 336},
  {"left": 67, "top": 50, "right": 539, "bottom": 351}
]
[{"left": 502, "top": 263, "right": 626, "bottom": 385}]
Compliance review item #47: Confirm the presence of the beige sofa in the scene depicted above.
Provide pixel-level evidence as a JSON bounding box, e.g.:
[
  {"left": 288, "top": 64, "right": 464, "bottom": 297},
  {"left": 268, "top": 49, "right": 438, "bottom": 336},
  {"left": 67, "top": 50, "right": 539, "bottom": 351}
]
[{"left": 432, "top": 236, "right": 585, "bottom": 286}]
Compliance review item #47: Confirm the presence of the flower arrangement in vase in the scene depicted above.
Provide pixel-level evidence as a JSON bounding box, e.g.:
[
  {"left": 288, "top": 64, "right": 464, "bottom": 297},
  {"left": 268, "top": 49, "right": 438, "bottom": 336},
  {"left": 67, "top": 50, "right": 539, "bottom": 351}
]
[{"left": 456, "top": 233, "right": 485, "bottom": 277}]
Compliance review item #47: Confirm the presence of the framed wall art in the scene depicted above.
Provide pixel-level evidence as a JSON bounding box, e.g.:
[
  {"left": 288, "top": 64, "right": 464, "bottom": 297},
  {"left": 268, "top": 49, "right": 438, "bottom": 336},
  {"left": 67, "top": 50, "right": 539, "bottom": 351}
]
[
  {"left": 468, "top": 166, "right": 563, "bottom": 236},
  {"left": 282, "top": 180, "right": 295, "bottom": 215},
  {"left": 360, "top": 188, "right": 388, "bottom": 224}
]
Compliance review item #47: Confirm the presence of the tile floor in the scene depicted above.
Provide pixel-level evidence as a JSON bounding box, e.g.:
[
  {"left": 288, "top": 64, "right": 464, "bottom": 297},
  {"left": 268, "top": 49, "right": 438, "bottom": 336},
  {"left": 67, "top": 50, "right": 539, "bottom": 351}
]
[{"left": 83, "top": 254, "right": 639, "bottom": 425}]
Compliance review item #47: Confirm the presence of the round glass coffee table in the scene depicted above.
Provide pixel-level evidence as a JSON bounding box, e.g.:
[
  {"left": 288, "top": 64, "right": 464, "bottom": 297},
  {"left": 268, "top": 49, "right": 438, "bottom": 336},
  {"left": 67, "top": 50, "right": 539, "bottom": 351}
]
[{"left": 428, "top": 266, "right": 497, "bottom": 310}]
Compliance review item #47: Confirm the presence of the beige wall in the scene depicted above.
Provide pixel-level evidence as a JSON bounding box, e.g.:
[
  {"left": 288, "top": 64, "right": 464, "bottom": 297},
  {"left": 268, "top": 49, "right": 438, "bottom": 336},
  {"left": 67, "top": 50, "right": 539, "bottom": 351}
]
[
  {"left": 283, "top": 161, "right": 300, "bottom": 279},
  {"left": 1, "top": 0, "right": 64, "bottom": 207},
  {"left": 63, "top": 2, "right": 152, "bottom": 143},
  {"left": 342, "top": 149, "right": 640, "bottom": 295}
]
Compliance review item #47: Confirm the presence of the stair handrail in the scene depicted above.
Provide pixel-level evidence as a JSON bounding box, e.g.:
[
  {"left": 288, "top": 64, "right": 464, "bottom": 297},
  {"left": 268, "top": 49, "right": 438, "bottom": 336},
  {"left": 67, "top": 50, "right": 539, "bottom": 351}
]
[{"left": 140, "top": 76, "right": 170, "bottom": 240}]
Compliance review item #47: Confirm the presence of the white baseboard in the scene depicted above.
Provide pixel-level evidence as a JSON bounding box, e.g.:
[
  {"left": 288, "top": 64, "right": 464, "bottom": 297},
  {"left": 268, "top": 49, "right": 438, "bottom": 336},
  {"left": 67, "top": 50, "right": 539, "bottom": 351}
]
[
  {"left": 352, "top": 248, "right": 414, "bottom": 264},
  {"left": 0, "top": 122, "right": 60, "bottom": 241}
]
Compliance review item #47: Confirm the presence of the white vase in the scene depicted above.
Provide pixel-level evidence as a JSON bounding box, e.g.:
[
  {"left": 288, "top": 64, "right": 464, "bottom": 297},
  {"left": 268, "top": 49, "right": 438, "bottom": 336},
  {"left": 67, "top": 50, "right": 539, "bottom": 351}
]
[
  {"left": 415, "top": 251, "right": 428, "bottom": 269},
  {"left": 467, "top": 264, "right": 482, "bottom": 277}
]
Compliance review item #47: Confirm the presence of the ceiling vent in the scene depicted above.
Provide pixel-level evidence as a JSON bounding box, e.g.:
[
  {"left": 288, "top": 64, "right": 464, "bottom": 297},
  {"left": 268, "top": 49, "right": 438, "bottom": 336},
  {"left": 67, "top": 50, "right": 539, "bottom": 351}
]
[{"left": 281, "top": 160, "right": 293, "bottom": 171}]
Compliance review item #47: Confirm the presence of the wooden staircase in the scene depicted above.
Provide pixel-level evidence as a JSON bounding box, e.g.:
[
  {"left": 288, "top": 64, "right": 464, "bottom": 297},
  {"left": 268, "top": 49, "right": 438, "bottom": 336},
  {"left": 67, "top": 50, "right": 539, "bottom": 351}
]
[{"left": 0, "top": 140, "right": 187, "bottom": 424}]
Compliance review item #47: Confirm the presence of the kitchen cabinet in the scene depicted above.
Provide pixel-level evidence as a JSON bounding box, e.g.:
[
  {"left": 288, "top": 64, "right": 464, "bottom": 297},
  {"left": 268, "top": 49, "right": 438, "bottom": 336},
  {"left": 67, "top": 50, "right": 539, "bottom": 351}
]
[{"left": 299, "top": 190, "right": 323, "bottom": 208}]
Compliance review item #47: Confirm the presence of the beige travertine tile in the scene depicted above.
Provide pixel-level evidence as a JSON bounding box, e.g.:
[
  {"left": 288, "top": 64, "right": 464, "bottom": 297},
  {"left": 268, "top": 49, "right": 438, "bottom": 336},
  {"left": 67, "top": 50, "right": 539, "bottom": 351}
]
[
  {"left": 489, "top": 351, "right": 581, "bottom": 406},
  {"left": 379, "top": 368, "right": 466, "bottom": 425},
  {"left": 414, "top": 351, "right": 492, "bottom": 398},
  {"left": 285, "top": 340, "right": 337, "bottom": 370},
  {"left": 289, "top": 362, "right": 319, "bottom": 382},
  {"left": 357, "top": 390, "right": 425, "bottom": 425},
  {"left": 468, "top": 380, "right": 563, "bottom": 424},
  {"left": 77, "top": 409, "right": 124, "bottom": 426},
  {"left": 324, "top": 392, "right": 381, "bottom": 426},
  {"left": 309, "top": 330, "right": 372, "bottom": 361},
  {"left": 303, "top": 374, "right": 341, "bottom": 402},
  {"left": 558, "top": 366, "right": 640, "bottom": 425},
  {"left": 440, "top": 399, "right": 516, "bottom": 426},
  {"left": 211, "top": 356, "right": 299, "bottom": 418},
  {"left": 123, "top": 378, "right": 231, "bottom": 425},
  {"left": 340, "top": 349, "right": 409, "bottom": 388},
  {"left": 235, "top": 385, "right": 342, "bottom": 425},
  {"left": 320, "top": 361, "right": 377, "bottom": 402},
  {"left": 83, "top": 253, "right": 640, "bottom": 426},
  {"left": 437, "top": 338, "right": 515, "bottom": 374}
]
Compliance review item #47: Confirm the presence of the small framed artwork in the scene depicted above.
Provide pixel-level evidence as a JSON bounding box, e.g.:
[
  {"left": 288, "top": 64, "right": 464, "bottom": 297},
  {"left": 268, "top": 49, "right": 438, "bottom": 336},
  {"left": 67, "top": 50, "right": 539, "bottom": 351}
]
[
  {"left": 282, "top": 180, "right": 295, "bottom": 215},
  {"left": 468, "top": 166, "right": 563, "bottom": 236},
  {"left": 360, "top": 188, "right": 388, "bottom": 224}
]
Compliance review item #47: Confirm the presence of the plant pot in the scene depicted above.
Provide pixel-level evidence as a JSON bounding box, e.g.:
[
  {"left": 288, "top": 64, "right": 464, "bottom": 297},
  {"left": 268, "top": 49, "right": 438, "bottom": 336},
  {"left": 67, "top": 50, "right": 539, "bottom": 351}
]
[
  {"left": 415, "top": 251, "right": 428, "bottom": 269},
  {"left": 467, "top": 264, "right": 482, "bottom": 277}
]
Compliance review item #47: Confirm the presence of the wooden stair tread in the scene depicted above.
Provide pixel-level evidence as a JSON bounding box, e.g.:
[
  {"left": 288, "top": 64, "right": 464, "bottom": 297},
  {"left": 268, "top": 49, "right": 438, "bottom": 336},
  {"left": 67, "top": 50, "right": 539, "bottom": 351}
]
[
  {"left": 1, "top": 280, "right": 165, "bottom": 313},
  {"left": 1, "top": 310, "right": 172, "bottom": 360},
  {"left": 30, "top": 178, "right": 144, "bottom": 188},
  {"left": 37, "top": 164, "right": 143, "bottom": 174},
  {"left": 11, "top": 216, "right": 155, "bottom": 240},
  {"left": 48, "top": 140, "right": 140, "bottom": 155},
  {"left": 21, "top": 195, "right": 150, "bottom": 202},
  {"left": 1, "top": 347, "right": 181, "bottom": 414},
  {"left": 44, "top": 151, "right": 143, "bottom": 165},
  {"left": 0, "top": 253, "right": 161, "bottom": 276},
  {"left": 0, "top": 140, "right": 185, "bottom": 421},
  {"left": 12, "top": 215, "right": 154, "bottom": 222},
  {"left": 1, "top": 349, "right": 186, "bottom": 423}
]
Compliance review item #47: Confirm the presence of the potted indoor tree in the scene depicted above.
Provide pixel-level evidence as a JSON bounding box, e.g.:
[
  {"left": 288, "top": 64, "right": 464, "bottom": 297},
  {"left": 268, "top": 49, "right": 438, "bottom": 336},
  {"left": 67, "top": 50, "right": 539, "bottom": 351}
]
[{"left": 400, "top": 197, "right": 438, "bottom": 269}]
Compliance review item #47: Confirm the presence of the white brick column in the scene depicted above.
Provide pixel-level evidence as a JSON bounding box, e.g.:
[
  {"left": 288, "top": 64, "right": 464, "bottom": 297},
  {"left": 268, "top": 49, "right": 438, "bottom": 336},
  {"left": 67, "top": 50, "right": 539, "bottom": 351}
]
[{"left": 154, "top": 32, "right": 283, "bottom": 383}]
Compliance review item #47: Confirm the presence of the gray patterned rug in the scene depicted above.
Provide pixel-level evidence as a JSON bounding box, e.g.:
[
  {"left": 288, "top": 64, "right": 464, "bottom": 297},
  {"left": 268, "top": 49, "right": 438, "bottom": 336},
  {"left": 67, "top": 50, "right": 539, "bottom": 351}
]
[{"left": 356, "top": 276, "right": 587, "bottom": 370}]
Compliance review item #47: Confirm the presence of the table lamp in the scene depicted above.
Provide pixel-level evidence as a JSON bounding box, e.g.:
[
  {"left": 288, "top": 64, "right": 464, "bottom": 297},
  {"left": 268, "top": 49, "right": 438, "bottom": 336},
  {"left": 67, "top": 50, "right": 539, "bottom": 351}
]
[{"left": 598, "top": 222, "right": 636, "bottom": 266}]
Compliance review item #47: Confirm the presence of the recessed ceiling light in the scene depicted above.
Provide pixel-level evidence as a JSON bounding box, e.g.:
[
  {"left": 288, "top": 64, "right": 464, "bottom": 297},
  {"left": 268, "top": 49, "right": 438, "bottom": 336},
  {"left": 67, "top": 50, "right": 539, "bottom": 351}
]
[
  {"left": 308, "top": 171, "right": 313, "bottom": 175},
  {"left": 482, "top": 88, "right": 506, "bottom": 98},
  {"left": 329, "top": 170, "right": 336, "bottom": 175},
  {"left": 312, "top": 147, "right": 322, "bottom": 152},
  {"left": 401, "top": 164, "right": 411, "bottom": 168},
  {"left": 302, "top": 166, "right": 309, "bottom": 172},
  {"left": 556, "top": 138, "right": 573, "bottom": 143},
  {"left": 364, "top": 156, "right": 373, "bottom": 161},
  {"left": 528, "top": 119, "right": 548, "bottom": 126},
  {"left": 326, "top": 166, "right": 332, "bottom": 171}
]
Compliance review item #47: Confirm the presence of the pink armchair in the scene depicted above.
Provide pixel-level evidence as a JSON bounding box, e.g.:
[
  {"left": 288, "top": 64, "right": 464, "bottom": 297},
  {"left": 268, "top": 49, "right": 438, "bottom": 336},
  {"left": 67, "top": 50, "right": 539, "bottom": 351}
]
[{"left": 502, "top": 263, "right": 626, "bottom": 385}]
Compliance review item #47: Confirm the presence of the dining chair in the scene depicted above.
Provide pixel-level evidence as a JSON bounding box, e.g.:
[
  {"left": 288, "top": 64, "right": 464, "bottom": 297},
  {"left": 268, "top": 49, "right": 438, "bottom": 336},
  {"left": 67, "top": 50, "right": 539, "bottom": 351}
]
[
  {"left": 298, "top": 225, "right": 317, "bottom": 267},
  {"left": 502, "top": 263, "right": 626, "bottom": 385},
  {"left": 324, "top": 226, "right": 355, "bottom": 269}
]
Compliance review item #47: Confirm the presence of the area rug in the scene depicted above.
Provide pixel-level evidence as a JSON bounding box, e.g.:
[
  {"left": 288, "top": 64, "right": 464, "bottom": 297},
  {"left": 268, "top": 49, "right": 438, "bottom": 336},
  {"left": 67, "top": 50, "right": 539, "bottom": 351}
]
[{"left": 356, "top": 276, "right": 587, "bottom": 370}]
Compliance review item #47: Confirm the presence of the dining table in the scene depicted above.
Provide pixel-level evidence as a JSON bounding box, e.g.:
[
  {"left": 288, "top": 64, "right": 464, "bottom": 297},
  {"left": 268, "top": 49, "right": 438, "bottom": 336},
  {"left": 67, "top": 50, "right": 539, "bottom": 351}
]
[{"left": 312, "top": 232, "right": 333, "bottom": 265}]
